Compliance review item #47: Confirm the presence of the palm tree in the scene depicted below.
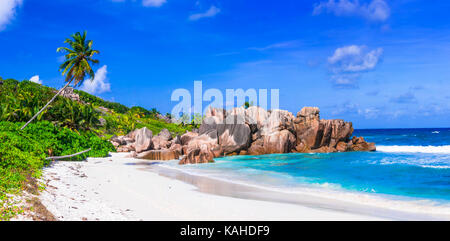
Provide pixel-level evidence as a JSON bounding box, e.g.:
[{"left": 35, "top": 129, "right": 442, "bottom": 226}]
[{"left": 21, "top": 31, "right": 100, "bottom": 130}]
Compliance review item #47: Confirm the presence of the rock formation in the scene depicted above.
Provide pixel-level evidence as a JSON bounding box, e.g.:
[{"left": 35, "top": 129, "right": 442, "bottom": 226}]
[
  {"left": 59, "top": 87, "right": 81, "bottom": 102},
  {"left": 138, "top": 149, "right": 179, "bottom": 161},
  {"left": 110, "top": 107, "right": 376, "bottom": 164},
  {"left": 135, "top": 127, "right": 153, "bottom": 153},
  {"left": 293, "top": 107, "right": 354, "bottom": 153}
]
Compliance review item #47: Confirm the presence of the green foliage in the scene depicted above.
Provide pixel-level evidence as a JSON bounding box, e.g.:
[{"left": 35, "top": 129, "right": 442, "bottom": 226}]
[
  {"left": 0, "top": 76, "right": 193, "bottom": 219},
  {"left": 47, "top": 98, "right": 100, "bottom": 130},
  {"left": 0, "top": 79, "right": 99, "bottom": 131},
  {"left": 0, "top": 121, "right": 115, "bottom": 160},
  {"left": 74, "top": 89, "right": 130, "bottom": 114},
  {"left": 0, "top": 77, "right": 193, "bottom": 138},
  {"left": 100, "top": 111, "right": 191, "bottom": 137},
  {"left": 0, "top": 121, "right": 115, "bottom": 220},
  {"left": 129, "top": 106, "right": 160, "bottom": 118},
  {"left": 243, "top": 101, "right": 254, "bottom": 109},
  {"left": 57, "top": 31, "right": 100, "bottom": 86}
]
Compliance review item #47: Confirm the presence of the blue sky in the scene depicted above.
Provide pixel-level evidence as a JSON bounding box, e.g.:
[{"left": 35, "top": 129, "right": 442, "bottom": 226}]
[{"left": 1, "top": 0, "right": 450, "bottom": 128}]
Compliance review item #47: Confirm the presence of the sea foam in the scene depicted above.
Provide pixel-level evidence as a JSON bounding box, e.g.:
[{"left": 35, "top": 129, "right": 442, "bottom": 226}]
[{"left": 377, "top": 145, "right": 450, "bottom": 154}]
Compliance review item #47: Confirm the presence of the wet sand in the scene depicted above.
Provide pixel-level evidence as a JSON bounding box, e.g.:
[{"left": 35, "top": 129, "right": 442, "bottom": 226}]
[{"left": 150, "top": 164, "right": 448, "bottom": 221}]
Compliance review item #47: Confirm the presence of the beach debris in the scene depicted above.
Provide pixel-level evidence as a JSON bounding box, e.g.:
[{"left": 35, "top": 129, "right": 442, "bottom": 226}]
[{"left": 45, "top": 148, "right": 92, "bottom": 161}]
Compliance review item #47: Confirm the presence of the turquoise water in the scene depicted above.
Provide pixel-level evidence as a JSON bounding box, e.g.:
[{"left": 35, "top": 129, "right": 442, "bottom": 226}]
[{"left": 168, "top": 128, "right": 450, "bottom": 203}]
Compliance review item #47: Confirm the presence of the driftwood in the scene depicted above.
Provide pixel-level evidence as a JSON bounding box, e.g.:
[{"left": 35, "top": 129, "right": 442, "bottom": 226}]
[{"left": 45, "top": 148, "right": 92, "bottom": 160}]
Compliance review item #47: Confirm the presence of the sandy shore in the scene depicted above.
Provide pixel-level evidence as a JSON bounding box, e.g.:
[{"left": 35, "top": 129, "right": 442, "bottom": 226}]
[{"left": 35, "top": 152, "right": 450, "bottom": 221}]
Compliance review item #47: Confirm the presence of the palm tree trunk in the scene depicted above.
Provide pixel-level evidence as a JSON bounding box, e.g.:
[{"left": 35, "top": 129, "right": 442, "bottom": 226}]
[{"left": 20, "top": 81, "right": 72, "bottom": 130}]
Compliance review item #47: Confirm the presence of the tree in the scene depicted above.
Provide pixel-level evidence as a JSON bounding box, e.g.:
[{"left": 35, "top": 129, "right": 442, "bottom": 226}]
[
  {"left": 243, "top": 101, "right": 254, "bottom": 109},
  {"left": 21, "top": 31, "right": 100, "bottom": 130}
]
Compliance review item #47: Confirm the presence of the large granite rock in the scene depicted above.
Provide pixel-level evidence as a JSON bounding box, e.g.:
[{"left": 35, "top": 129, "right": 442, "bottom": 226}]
[
  {"left": 245, "top": 106, "right": 269, "bottom": 129},
  {"left": 294, "top": 107, "right": 322, "bottom": 150},
  {"left": 217, "top": 115, "right": 252, "bottom": 154},
  {"left": 135, "top": 127, "right": 153, "bottom": 153},
  {"left": 294, "top": 107, "right": 354, "bottom": 152},
  {"left": 184, "top": 133, "right": 219, "bottom": 151},
  {"left": 205, "top": 107, "right": 226, "bottom": 122},
  {"left": 111, "top": 135, "right": 126, "bottom": 146},
  {"left": 323, "top": 119, "right": 353, "bottom": 148},
  {"left": 252, "top": 110, "right": 296, "bottom": 154},
  {"left": 60, "top": 87, "right": 81, "bottom": 102},
  {"left": 117, "top": 144, "right": 135, "bottom": 153},
  {"left": 198, "top": 113, "right": 252, "bottom": 155},
  {"left": 262, "top": 109, "right": 295, "bottom": 135},
  {"left": 118, "top": 106, "right": 376, "bottom": 165},
  {"left": 248, "top": 138, "right": 266, "bottom": 155},
  {"left": 158, "top": 129, "right": 172, "bottom": 141},
  {"left": 179, "top": 128, "right": 221, "bottom": 165},
  {"left": 226, "top": 107, "right": 246, "bottom": 118},
  {"left": 169, "top": 143, "right": 183, "bottom": 156},
  {"left": 263, "top": 130, "right": 296, "bottom": 154},
  {"left": 180, "top": 132, "right": 198, "bottom": 146},
  {"left": 139, "top": 150, "right": 179, "bottom": 161},
  {"left": 157, "top": 114, "right": 173, "bottom": 123},
  {"left": 152, "top": 128, "right": 172, "bottom": 150},
  {"left": 179, "top": 144, "right": 217, "bottom": 165},
  {"left": 126, "top": 129, "right": 138, "bottom": 140},
  {"left": 336, "top": 141, "right": 351, "bottom": 152},
  {"left": 350, "top": 137, "right": 376, "bottom": 152},
  {"left": 199, "top": 116, "right": 221, "bottom": 139}
]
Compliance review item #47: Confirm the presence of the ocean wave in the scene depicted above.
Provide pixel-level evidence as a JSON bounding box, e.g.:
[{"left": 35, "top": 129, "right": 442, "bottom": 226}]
[
  {"left": 377, "top": 145, "right": 450, "bottom": 154},
  {"left": 376, "top": 157, "right": 450, "bottom": 169},
  {"left": 419, "top": 165, "right": 450, "bottom": 169},
  {"left": 152, "top": 162, "right": 450, "bottom": 217}
]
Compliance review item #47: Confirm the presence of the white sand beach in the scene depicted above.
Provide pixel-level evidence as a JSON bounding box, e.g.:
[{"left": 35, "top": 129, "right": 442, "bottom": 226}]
[
  {"left": 33, "top": 152, "right": 450, "bottom": 221},
  {"left": 35, "top": 153, "right": 389, "bottom": 221}
]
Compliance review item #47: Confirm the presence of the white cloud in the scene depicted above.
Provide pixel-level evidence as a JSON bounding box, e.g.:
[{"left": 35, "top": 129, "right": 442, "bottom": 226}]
[
  {"left": 111, "top": 0, "right": 166, "bottom": 7},
  {"left": 0, "top": 0, "right": 22, "bottom": 31},
  {"left": 313, "top": 0, "right": 390, "bottom": 22},
  {"left": 328, "top": 45, "right": 383, "bottom": 88},
  {"left": 29, "top": 75, "right": 42, "bottom": 84},
  {"left": 331, "top": 102, "right": 381, "bottom": 119},
  {"left": 330, "top": 74, "right": 359, "bottom": 89},
  {"left": 249, "top": 41, "right": 300, "bottom": 51},
  {"left": 390, "top": 92, "right": 417, "bottom": 104},
  {"left": 142, "top": 0, "right": 166, "bottom": 7},
  {"left": 189, "top": 6, "right": 221, "bottom": 21},
  {"left": 80, "top": 65, "right": 111, "bottom": 94},
  {"left": 359, "top": 107, "right": 381, "bottom": 119},
  {"left": 328, "top": 45, "right": 383, "bottom": 72}
]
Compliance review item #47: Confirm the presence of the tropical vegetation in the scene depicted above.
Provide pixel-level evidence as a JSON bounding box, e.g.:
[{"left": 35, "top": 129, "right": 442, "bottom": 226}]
[
  {"left": 1, "top": 30, "right": 196, "bottom": 220},
  {"left": 0, "top": 76, "right": 192, "bottom": 220},
  {"left": 21, "top": 31, "right": 100, "bottom": 130}
]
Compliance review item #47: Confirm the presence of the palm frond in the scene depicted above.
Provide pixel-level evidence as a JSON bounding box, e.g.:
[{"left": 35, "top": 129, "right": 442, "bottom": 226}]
[{"left": 57, "top": 31, "right": 100, "bottom": 86}]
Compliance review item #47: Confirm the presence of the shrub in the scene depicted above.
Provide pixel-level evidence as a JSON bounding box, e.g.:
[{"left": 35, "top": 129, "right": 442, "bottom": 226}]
[
  {"left": 0, "top": 121, "right": 115, "bottom": 219},
  {"left": 74, "top": 89, "right": 130, "bottom": 114}
]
